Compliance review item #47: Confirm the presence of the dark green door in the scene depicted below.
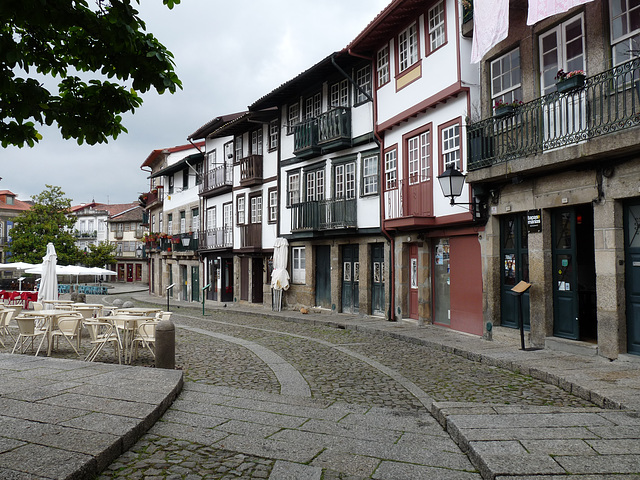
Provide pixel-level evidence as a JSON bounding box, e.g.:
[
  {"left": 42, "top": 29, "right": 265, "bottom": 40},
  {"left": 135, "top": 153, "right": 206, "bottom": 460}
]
[
  {"left": 341, "top": 245, "right": 359, "bottom": 314},
  {"left": 552, "top": 209, "right": 579, "bottom": 339},
  {"left": 371, "top": 244, "right": 385, "bottom": 316},
  {"left": 500, "top": 214, "right": 530, "bottom": 329},
  {"left": 625, "top": 202, "right": 640, "bottom": 355},
  {"left": 315, "top": 245, "right": 331, "bottom": 308},
  {"left": 191, "top": 266, "right": 199, "bottom": 302}
]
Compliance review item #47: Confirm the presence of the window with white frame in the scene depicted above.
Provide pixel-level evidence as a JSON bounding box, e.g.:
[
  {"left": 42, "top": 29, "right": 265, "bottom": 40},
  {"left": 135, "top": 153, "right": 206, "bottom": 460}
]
[
  {"left": 98, "top": 219, "right": 105, "bottom": 231},
  {"left": 335, "top": 162, "right": 356, "bottom": 200},
  {"left": 207, "top": 206, "right": 216, "bottom": 230},
  {"left": 356, "top": 65, "right": 372, "bottom": 103},
  {"left": 428, "top": 0, "right": 445, "bottom": 51},
  {"left": 442, "top": 124, "right": 461, "bottom": 170},
  {"left": 377, "top": 45, "right": 390, "bottom": 86},
  {"left": 191, "top": 207, "right": 199, "bottom": 233},
  {"left": 408, "top": 130, "right": 431, "bottom": 184},
  {"left": 151, "top": 215, "right": 156, "bottom": 233},
  {"left": 251, "top": 129, "right": 263, "bottom": 155},
  {"left": 611, "top": 0, "right": 640, "bottom": 65},
  {"left": 195, "top": 162, "right": 203, "bottom": 186},
  {"left": 207, "top": 149, "right": 217, "bottom": 171},
  {"left": 384, "top": 148, "right": 397, "bottom": 190},
  {"left": 180, "top": 211, "right": 186, "bottom": 234},
  {"left": 250, "top": 195, "right": 262, "bottom": 224},
  {"left": 268, "top": 188, "right": 278, "bottom": 223},
  {"left": 287, "top": 171, "right": 300, "bottom": 206},
  {"left": 305, "top": 169, "right": 325, "bottom": 202},
  {"left": 159, "top": 215, "right": 163, "bottom": 234},
  {"left": 234, "top": 135, "right": 243, "bottom": 162},
  {"left": 330, "top": 79, "right": 349, "bottom": 107},
  {"left": 224, "top": 141, "right": 233, "bottom": 164},
  {"left": 167, "top": 213, "right": 173, "bottom": 234},
  {"left": 362, "top": 154, "right": 379, "bottom": 196},
  {"left": 288, "top": 102, "right": 300, "bottom": 134},
  {"left": 291, "top": 246, "right": 306, "bottom": 284},
  {"left": 304, "top": 92, "right": 322, "bottom": 120},
  {"left": 491, "top": 48, "right": 522, "bottom": 106},
  {"left": 237, "top": 195, "right": 245, "bottom": 224},
  {"left": 223, "top": 203, "right": 232, "bottom": 244},
  {"left": 398, "top": 23, "right": 418, "bottom": 72},
  {"left": 268, "top": 120, "right": 278, "bottom": 151},
  {"left": 539, "top": 14, "right": 585, "bottom": 95}
]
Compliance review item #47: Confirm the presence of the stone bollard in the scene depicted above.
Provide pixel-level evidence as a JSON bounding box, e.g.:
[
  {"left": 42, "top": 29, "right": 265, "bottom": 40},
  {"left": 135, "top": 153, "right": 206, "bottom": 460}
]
[{"left": 155, "top": 319, "right": 175, "bottom": 369}]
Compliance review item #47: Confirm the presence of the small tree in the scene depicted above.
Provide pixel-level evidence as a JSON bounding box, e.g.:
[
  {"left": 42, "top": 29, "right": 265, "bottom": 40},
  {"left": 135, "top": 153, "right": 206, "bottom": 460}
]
[
  {"left": 83, "top": 241, "right": 117, "bottom": 268},
  {"left": 1, "top": 0, "right": 182, "bottom": 147},
  {"left": 9, "top": 185, "right": 80, "bottom": 264}
]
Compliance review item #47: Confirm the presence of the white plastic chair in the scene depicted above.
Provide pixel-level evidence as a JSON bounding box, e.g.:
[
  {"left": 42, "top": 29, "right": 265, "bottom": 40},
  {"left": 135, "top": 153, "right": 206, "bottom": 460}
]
[
  {"left": 12, "top": 316, "right": 46, "bottom": 354},
  {"left": 31, "top": 301, "right": 43, "bottom": 311},
  {"left": 131, "top": 321, "right": 156, "bottom": 360},
  {"left": 84, "top": 320, "right": 121, "bottom": 364},
  {"left": 154, "top": 311, "right": 172, "bottom": 322},
  {"left": 0, "top": 309, "right": 15, "bottom": 347},
  {"left": 50, "top": 313, "right": 83, "bottom": 356}
]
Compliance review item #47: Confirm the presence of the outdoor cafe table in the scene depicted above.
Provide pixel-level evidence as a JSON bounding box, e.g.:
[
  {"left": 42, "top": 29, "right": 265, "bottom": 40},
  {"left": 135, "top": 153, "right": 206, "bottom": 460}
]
[
  {"left": 20, "top": 309, "right": 70, "bottom": 356},
  {"left": 116, "top": 307, "right": 161, "bottom": 316},
  {"left": 72, "top": 303, "right": 104, "bottom": 317},
  {"left": 100, "top": 315, "right": 155, "bottom": 364}
]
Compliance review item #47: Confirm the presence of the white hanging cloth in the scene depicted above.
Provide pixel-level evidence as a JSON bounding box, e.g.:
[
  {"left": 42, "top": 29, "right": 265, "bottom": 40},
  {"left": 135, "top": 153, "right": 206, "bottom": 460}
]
[
  {"left": 470, "top": 0, "right": 510, "bottom": 63},
  {"left": 527, "top": 0, "right": 594, "bottom": 26}
]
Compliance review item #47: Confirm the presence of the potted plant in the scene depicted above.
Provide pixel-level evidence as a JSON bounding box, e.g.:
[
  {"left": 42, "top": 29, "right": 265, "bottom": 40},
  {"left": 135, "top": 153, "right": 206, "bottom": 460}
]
[
  {"left": 555, "top": 69, "right": 586, "bottom": 93},
  {"left": 493, "top": 99, "right": 523, "bottom": 119}
]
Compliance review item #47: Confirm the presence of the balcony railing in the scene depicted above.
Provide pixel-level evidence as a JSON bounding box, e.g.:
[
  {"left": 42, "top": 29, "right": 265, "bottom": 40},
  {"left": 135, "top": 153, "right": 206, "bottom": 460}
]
[
  {"left": 293, "top": 108, "right": 352, "bottom": 159},
  {"left": 240, "top": 223, "right": 262, "bottom": 249},
  {"left": 169, "top": 234, "right": 198, "bottom": 253},
  {"left": 114, "top": 231, "right": 123, "bottom": 239},
  {"left": 239, "top": 155, "right": 263, "bottom": 186},
  {"left": 468, "top": 58, "right": 640, "bottom": 171},
  {"left": 199, "top": 165, "right": 233, "bottom": 195},
  {"left": 199, "top": 227, "right": 233, "bottom": 250},
  {"left": 291, "top": 197, "right": 357, "bottom": 232},
  {"left": 143, "top": 188, "right": 164, "bottom": 208}
]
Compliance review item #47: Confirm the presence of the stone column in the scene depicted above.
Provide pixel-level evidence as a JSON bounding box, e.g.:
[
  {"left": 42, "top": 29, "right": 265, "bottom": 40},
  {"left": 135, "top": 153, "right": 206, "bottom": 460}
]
[
  {"left": 528, "top": 209, "right": 553, "bottom": 347},
  {"left": 594, "top": 199, "right": 626, "bottom": 359}
]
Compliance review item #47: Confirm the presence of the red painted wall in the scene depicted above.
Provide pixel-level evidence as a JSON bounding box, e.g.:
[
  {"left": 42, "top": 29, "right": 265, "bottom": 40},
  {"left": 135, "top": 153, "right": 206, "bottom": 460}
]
[{"left": 449, "top": 235, "right": 483, "bottom": 336}]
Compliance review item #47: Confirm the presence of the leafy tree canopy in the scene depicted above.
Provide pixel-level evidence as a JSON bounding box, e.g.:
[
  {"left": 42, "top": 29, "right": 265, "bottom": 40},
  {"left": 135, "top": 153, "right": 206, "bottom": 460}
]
[
  {"left": 82, "top": 241, "right": 117, "bottom": 268},
  {"left": 0, "top": 0, "right": 182, "bottom": 147},
  {"left": 9, "top": 185, "right": 80, "bottom": 265}
]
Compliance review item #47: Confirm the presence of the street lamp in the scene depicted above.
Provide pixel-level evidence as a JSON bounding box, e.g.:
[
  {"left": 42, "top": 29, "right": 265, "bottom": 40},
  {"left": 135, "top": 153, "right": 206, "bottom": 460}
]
[
  {"left": 437, "top": 166, "right": 487, "bottom": 220},
  {"left": 437, "top": 166, "right": 467, "bottom": 205}
]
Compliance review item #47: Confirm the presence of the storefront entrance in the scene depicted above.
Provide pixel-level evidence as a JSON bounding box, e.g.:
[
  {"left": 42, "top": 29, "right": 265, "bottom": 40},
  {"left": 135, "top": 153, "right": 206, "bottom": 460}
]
[
  {"left": 342, "top": 245, "right": 359, "bottom": 314},
  {"left": 625, "top": 202, "right": 640, "bottom": 355},
  {"left": 371, "top": 243, "right": 385, "bottom": 316},
  {"left": 500, "top": 214, "right": 530, "bottom": 329},
  {"left": 315, "top": 245, "right": 331, "bottom": 309},
  {"left": 552, "top": 205, "right": 596, "bottom": 341}
]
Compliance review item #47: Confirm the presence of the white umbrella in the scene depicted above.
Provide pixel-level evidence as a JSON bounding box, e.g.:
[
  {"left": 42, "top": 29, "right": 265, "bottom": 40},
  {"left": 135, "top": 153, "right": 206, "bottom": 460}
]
[
  {"left": 270, "top": 238, "right": 290, "bottom": 312},
  {"left": 87, "top": 267, "right": 117, "bottom": 276},
  {"left": 37, "top": 243, "right": 58, "bottom": 303},
  {"left": 0, "top": 261, "right": 38, "bottom": 271}
]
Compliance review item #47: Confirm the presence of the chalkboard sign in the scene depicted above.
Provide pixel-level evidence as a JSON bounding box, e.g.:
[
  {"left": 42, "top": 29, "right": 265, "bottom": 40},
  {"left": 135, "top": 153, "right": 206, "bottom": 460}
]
[{"left": 527, "top": 209, "right": 542, "bottom": 233}]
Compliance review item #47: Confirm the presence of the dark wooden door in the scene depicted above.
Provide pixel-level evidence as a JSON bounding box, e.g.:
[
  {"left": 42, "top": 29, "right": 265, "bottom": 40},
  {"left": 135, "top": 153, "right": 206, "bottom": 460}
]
[
  {"left": 500, "top": 214, "right": 530, "bottom": 329},
  {"left": 626, "top": 202, "right": 640, "bottom": 355},
  {"left": 240, "top": 257, "right": 249, "bottom": 301},
  {"left": 552, "top": 208, "right": 579, "bottom": 339},
  {"left": 371, "top": 244, "right": 385, "bottom": 316},
  {"left": 191, "top": 266, "right": 199, "bottom": 302},
  {"left": 341, "top": 245, "right": 359, "bottom": 314},
  {"left": 222, "top": 258, "right": 234, "bottom": 303},
  {"left": 126, "top": 264, "right": 133, "bottom": 282},
  {"left": 251, "top": 257, "right": 263, "bottom": 304},
  {"left": 315, "top": 245, "right": 331, "bottom": 308},
  {"left": 409, "top": 244, "right": 418, "bottom": 319}
]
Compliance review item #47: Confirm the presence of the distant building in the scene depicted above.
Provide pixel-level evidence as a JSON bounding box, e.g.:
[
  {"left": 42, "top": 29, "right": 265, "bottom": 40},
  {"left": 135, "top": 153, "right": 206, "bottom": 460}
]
[
  {"left": 107, "top": 205, "right": 147, "bottom": 283},
  {"left": 69, "top": 202, "right": 138, "bottom": 253},
  {"left": 0, "top": 190, "right": 32, "bottom": 268}
]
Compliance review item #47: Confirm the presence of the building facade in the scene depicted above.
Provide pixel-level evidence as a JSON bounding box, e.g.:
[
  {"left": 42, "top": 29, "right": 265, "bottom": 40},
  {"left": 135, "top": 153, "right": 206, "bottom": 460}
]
[
  {"left": 0, "top": 190, "right": 31, "bottom": 270},
  {"left": 466, "top": 0, "right": 640, "bottom": 358},
  {"left": 348, "top": 0, "right": 485, "bottom": 333},
  {"left": 107, "top": 205, "right": 147, "bottom": 283}
]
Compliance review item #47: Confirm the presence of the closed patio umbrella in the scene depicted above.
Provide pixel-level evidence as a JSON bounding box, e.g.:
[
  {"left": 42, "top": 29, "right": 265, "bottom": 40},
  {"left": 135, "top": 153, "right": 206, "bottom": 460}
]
[
  {"left": 37, "top": 243, "right": 58, "bottom": 303},
  {"left": 270, "top": 238, "right": 290, "bottom": 311}
]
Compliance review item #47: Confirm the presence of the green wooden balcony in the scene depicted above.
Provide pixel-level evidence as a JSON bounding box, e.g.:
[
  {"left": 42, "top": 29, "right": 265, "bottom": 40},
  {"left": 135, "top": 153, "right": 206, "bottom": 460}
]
[
  {"left": 239, "top": 155, "right": 263, "bottom": 187},
  {"left": 291, "top": 197, "right": 357, "bottom": 232},
  {"left": 200, "top": 165, "right": 233, "bottom": 196},
  {"left": 293, "top": 108, "right": 352, "bottom": 159},
  {"left": 468, "top": 58, "right": 640, "bottom": 171}
]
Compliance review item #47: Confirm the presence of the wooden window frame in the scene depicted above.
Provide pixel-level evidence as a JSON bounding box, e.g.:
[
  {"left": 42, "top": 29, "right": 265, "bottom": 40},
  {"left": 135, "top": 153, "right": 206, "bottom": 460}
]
[
  {"left": 376, "top": 44, "right": 390, "bottom": 88},
  {"left": 384, "top": 145, "right": 398, "bottom": 191},
  {"left": 438, "top": 118, "right": 463, "bottom": 174},
  {"left": 426, "top": 0, "right": 447, "bottom": 56},
  {"left": 268, "top": 187, "right": 278, "bottom": 224},
  {"left": 236, "top": 194, "right": 246, "bottom": 225}
]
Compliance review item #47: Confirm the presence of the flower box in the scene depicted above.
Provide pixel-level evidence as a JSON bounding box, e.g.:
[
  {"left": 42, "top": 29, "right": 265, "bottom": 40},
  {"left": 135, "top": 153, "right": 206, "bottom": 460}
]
[
  {"left": 556, "top": 73, "right": 585, "bottom": 94},
  {"left": 494, "top": 105, "right": 515, "bottom": 119}
]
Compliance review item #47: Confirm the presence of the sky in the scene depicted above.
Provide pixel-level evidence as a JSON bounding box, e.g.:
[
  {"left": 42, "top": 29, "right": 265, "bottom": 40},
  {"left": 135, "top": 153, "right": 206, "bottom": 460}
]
[{"left": 2, "top": 0, "right": 391, "bottom": 206}]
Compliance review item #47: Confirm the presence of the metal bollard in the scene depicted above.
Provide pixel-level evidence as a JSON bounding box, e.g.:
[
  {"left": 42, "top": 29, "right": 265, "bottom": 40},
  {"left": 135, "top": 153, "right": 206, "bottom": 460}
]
[{"left": 155, "top": 319, "right": 175, "bottom": 369}]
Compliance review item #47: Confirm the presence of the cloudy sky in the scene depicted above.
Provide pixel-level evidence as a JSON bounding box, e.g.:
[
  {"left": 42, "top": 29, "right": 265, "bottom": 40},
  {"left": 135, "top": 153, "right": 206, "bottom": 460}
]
[{"left": 2, "top": 0, "right": 391, "bottom": 206}]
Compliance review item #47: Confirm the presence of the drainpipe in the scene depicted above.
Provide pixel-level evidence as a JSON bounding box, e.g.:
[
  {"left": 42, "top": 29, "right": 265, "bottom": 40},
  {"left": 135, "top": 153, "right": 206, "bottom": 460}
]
[{"left": 345, "top": 48, "right": 396, "bottom": 322}]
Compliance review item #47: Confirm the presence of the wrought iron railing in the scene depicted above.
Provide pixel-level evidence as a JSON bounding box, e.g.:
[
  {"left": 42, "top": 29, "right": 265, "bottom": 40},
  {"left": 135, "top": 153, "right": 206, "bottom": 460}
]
[
  {"left": 200, "top": 165, "right": 232, "bottom": 194},
  {"left": 468, "top": 58, "right": 640, "bottom": 170},
  {"left": 199, "top": 227, "right": 232, "bottom": 250},
  {"left": 462, "top": 0, "right": 473, "bottom": 24}
]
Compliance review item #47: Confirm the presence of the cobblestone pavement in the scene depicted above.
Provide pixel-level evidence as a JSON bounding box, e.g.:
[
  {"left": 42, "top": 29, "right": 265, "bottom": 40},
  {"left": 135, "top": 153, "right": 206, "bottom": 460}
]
[{"left": 0, "top": 299, "right": 599, "bottom": 479}]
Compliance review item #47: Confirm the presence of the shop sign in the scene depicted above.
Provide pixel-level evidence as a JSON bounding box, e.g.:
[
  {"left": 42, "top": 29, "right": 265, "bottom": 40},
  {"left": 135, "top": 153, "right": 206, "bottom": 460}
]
[{"left": 527, "top": 209, "right": 542, "bottom": 233}]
